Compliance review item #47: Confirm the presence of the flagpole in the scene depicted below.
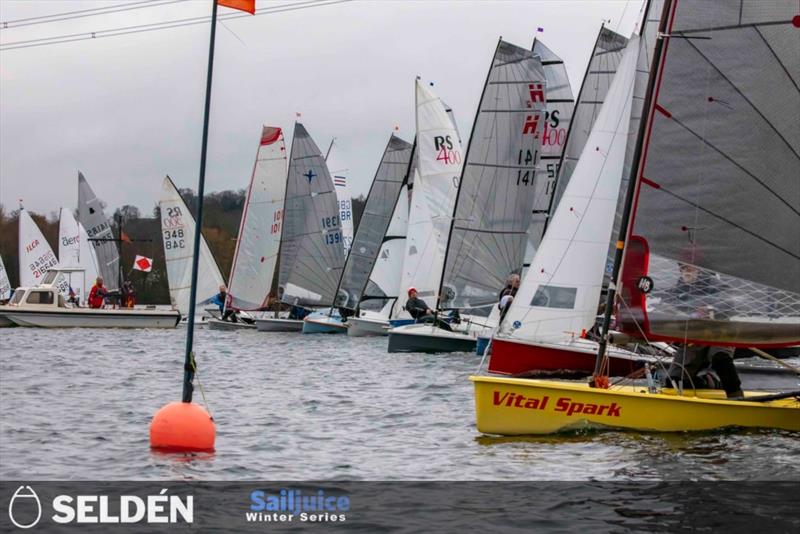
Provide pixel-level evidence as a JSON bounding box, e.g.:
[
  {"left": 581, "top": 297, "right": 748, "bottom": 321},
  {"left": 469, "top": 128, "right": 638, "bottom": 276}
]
[{"left": 182, "top": 0, "right": 218, "bottom": 403}]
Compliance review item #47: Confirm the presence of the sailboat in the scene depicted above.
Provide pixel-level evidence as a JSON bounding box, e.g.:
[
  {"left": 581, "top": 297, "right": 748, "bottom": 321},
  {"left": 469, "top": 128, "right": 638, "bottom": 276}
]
[
  {"left": 0, "top": 255, "right": 12, "bottom": 326},
  {"left": 268, "top": 123, "right": 346, "bottom": 334},
  {"left": 208, "top": 126, "right": 288, "bottom": 331},
  {"left": 159, "top": 176, "right": 226, "bottom": 321},
  {"left": 328, "top": 134, "right": 415, "bottom": 336},
  {"left": 58, "top": 207, "right": 100, "bottom": 305},
  {"left": 78, "top": 172, "right": 120, "bottom": 292},
  {"left": 326, "top": 141, "right": 355, "bottom": 256},
  {"left": 388, "top": 40, "right": 548, "bottom": 353},
  {"left": 471, "top": 0, "right": 800, "bottom": 434}
]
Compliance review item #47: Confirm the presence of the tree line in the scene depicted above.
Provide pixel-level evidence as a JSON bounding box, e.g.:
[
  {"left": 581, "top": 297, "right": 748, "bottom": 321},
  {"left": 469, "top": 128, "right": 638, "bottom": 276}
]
[{"left": 0, "top": 190, "right": 366, "bottom": 304}]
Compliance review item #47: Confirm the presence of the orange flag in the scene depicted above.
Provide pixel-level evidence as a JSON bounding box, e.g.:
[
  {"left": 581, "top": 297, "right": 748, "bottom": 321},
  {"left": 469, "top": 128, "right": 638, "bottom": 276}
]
[{"left": 218, "top": 0, "right": 256, "bottom": 14}]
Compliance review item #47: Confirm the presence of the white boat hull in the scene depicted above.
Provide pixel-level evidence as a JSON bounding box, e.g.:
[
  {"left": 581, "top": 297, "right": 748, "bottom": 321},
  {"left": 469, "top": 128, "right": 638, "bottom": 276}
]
[
  {"left": 207, "top": 318, "right": 256, "bottom": 331},
  {"left": 0, "top": 307, "right": 180, "bottom": 329},
  {"left": 347, "top": 317, "right": 389, "bottom": 337},
  {"left": 254, "top": 317, "right": 303, "bottom": 332}
]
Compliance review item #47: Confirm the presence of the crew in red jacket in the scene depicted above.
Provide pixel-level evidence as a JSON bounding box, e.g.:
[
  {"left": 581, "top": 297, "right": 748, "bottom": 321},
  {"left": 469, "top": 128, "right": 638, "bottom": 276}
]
[{"left": 88, "top": 277, "right": 107, "bottom": 309}]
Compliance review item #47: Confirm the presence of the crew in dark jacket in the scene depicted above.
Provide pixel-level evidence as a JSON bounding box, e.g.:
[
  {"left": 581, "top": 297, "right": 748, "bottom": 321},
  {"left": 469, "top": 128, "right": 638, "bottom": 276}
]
[{"left": 404, "top": 287, "right": 452, "bottom": 331}]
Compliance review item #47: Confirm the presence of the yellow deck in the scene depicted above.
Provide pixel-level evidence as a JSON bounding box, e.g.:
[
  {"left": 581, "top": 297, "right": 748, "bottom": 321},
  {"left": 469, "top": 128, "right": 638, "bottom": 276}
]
[{"left": 470, "top": 375, "right": 800, "bottom": 435}]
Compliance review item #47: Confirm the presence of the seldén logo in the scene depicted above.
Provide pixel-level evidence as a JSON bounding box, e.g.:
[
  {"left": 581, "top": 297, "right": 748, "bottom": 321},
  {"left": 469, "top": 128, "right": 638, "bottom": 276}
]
[
  {"left": 7, "top": 485, "right": 193, "bottom": 528},
  {"left": 8, "top": 486, "right": 42, "bottom": 529}
]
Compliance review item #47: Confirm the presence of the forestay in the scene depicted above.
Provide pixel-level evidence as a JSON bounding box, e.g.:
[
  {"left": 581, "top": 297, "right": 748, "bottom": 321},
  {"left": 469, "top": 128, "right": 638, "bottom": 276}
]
[
  {"left": 228, "top": 126, "right": 288, "bottom": 310},
  {"left": 159, "top": 176, "right": 225, "bottom": 315},
  {"left": 18, "top": 208, "right": 70, "bottom": 295},
  {"left": 335, "top": 134, "right": 414, "bottom": 311},
  {"left": 500, "top": 36, "right": 639, "bottom": 342},
  {"left": 397, "top": 81, "right": 463, "bottom": 315},
  {"left": 617, "top": 0, "right": 800, "bottom": 347},
  {"left": 78, "top": 172, "right": 120, "bottom": 291},
  {"left": 278, "top": 123, "right": 345, "bottom": 307},
  {"left": 527, "top": 39, "right": 574, "bottom": 256},
  {"left": 438, "top": 40, "right": 547, "bottom": 317},
  {"left": 58, "top": 207, "right": 100, "bottom": 303}
]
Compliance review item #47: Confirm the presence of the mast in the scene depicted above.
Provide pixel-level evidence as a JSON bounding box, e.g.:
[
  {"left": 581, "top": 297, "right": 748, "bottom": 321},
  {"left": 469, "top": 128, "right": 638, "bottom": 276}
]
[
  {"left": 540, "top": 24, "right": 605, "bottom": 235},
  {"left": 182, "top": 0, "right": 217, "bottom": 403},
  {"left": 435, "top": 38, "right": 502, "bottom": 313},
  {"left": 592, "top": 0, "right": 672, "bottom": 384}
]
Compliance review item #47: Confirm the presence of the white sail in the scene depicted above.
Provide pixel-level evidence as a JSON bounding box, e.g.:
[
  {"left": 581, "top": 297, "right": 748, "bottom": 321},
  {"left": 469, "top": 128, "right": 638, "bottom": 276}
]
[
  {"left": 159, "top": 176, "right": 225, "bottom": 315},
  {"left": 0, "top": 254, "right": 11, "bottom": 300},
  {"left": 78, "top": 172, "right": 120, "bottom": 291},
  {"left": 500, "top": 36, "right": 639, "bottom": 343},
  {"left": 396, "top": 81, "right": 463, "bottom": 316},
  {"left": 58, "top": 207, "right": 100, "bottom": 303},
  {"left": 327, "top": 147, "right": 355, "bottom": 255},
  {"left": 18, "top": 208, "right": 69, "bottom": 295},
  {"left": 228, "top": 126, "right": 288, "bottom": 310}
]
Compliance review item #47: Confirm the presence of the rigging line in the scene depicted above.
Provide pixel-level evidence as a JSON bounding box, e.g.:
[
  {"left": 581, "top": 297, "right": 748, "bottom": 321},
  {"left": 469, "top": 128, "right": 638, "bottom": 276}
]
[
  {"left": 681, "top": 32, "right": 800, "bottom": 163},
  {"left": 663, "top": 110, "right": 800, "bottom": 218},
  {"left": 0, "top": 0, "right": 351, "bottom": 51},
  {"left": 754, "top": 26, "right": 800, "bottom": 94},
  {"left": 647, "top": 182, "right": 800, "bottom": 261},
  {"left": 0, "top": 0, "right": 172, "bottom": 27}
]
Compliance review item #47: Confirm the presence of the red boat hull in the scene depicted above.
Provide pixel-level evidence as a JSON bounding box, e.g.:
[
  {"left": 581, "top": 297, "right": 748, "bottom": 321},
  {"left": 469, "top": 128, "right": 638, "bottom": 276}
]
[{"left": 488, "top": 338, "right": 645, "bottom": 377}]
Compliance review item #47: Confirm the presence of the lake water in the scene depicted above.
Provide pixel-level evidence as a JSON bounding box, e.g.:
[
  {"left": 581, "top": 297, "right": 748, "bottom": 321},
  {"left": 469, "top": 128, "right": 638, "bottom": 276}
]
[{"left": 1, "top": 327, "right": 798, "bottom": 481}]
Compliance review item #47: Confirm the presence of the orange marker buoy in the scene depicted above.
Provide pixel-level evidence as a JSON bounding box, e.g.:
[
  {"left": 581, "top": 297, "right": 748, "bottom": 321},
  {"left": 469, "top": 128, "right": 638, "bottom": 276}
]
[{"left": 150, "top": 402, "right": 215, "bottom": 452}]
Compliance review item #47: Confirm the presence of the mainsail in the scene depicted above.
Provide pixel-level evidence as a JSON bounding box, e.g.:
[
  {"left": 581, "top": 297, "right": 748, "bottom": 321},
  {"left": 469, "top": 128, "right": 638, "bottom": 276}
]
[
  {"left": 500, "top": 35, "right": 639, "bottom": 342},
  {"left": 58, "top": 207, "right": 100, "bottom": 303},
  {"left": 549, "top": 28, "right": 629, "bottom": 216},
  {"left": 438, "top": 40, "right": 547, "bottom": 316},
  {"left": 527, "top": 39, "right": 575, "bottom": 255},
  {"left": 334, "top": 134, "right": 414, "bottom": 312},
  {"left": 0, "top": 254, "right": 11, "bottom": 300},
  {"left": 397, "top": 80, "right": 464, "bottom": 314},
  {"left": 616, "top": 0, "right": 800, "bottom": 347},
  {"left": 278, "top": 122, "right": 346, "bottom": 307},
  {"left": 78, "top": 172, "right": 120, "bottom": 291},
  {"left": 18, "top": 208, "right": 70, "bottom": 295},
  {"left": 159, "top": 176, "right": 225, "bottom": 315},
  {"left": 227, "top": 126, "right": 288, "bottom": 310},
  {"left": 327, "top": 145, "right": 355, "bottom": 255}
]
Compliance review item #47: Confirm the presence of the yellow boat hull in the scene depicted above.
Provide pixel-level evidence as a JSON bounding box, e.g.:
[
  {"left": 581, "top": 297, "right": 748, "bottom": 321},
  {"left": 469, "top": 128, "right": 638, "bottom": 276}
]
[{"left": 470, "top": 375, "right": 800, "bottom": 435}]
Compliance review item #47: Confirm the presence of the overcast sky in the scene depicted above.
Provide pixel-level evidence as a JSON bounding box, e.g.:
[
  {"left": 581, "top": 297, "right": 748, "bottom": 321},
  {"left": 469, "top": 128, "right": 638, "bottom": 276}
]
[{"left": 0, "top": 0, "right": 644, "bottom": 216}]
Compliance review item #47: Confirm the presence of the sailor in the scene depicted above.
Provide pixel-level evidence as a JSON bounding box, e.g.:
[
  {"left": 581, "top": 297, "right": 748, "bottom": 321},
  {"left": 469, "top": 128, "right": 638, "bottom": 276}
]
[
  {"left": 498, "top": 273, "right": 521, "bottom": 313},
  {"left": 88, "top": 277, "right": 107, "bottom": 309},
  {"left": 405, "top": 287, "right": 452, "bottom": 331},
  {"left": 664, "top": 252, "right": 743, "bottom": 398},
  {"left": 212, "top": 285, "right": 239, "bottom": 323},
  {"left": 121, "top": 280, "right": 136, "bottom": 308}
]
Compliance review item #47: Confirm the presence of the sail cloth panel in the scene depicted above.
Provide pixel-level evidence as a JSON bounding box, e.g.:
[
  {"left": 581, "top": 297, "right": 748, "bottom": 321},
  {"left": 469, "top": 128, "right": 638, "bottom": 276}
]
[
  {"left": 335, "top": 134, "right": 413, "bottom": 310},
  {"left": 551, "top": 28, "right": 629, "bottom": 217},
  {"left": 18, "top": 208, "right": 70, "bottom": 296},
  {"left": 78, "top": 173, "right": 120, "bottom": 291},
  {"left": 438, "top": 40, "right": 547, "bottom": 316},
  {"left": 527, "top": 39, "right": 574, "bottom": 258},
  {"left": 228, "top": 126, "right": 288, "bottom": 310},
  {"left": 159, "top": 176, "right": 225, "bottom": 315},
  {"left": 278, "top": 122, "right": 345, "bottom": 307},
  {"left": 618, "top": 0, "right": 800, "bottom": 346}
]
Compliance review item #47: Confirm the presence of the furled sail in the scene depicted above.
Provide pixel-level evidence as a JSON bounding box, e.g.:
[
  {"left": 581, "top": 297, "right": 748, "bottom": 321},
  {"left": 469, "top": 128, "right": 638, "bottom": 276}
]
[
  {"left": 159, "top": 176, "right": 225, "bottom": 315},
  {"left": 617, "top": 0, "right": 800, "bottom": 346},
  {"left": 227, "top": 126, "right": 288, "bottom": 310},
  {"left": 18, "top": 208, "right": 70, "bottom": 295},
  {"left": 526, "top": 39, "right": 574, "bottom": 255},
  {"left": 0, "top": 255, "right": 10, "bottom": 300},
  {"left": 396, "top": 80, "right": 464, "bottom": 315},
  {"left": 278, "top": 122, "right": 346, "bottom": 307},
  {"left": 77, "top": 172, "right": 120, "bottom": 291},
  {"left": 58, "top": 207, "right": 100, "bottom": 303},
  {"left": 334, "top": 134, "right": 414, "bottom": 311},
  {"left": 500, "top": 36, "right": 639, "bottom": 342},
  {"left": 438, "top": 40, "right": 547, "bottom": 317}
]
